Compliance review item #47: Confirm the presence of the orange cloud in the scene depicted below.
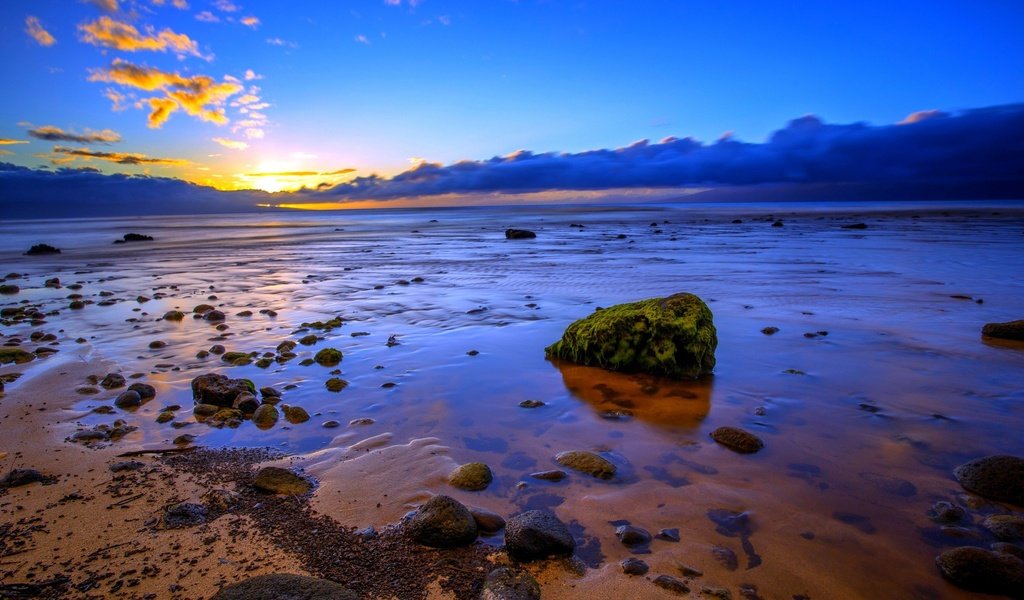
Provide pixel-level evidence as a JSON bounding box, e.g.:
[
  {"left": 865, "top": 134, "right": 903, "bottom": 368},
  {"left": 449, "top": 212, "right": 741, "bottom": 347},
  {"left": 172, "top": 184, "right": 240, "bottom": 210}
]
[
  {"left": 25, "top": 16, "right": 56, "bottom": 47},
  {"left": 90, "top": 59, "right": 243, "bottom": 128},
  {"left": 241, "top": 16, "right": 260, "bottom": 28},
  {"left": 212, "top": 137, "right": 248, "bottom": 150},
  {"left": 89, "top": 0, "right": 120, "bottom": 12},
  {"left": 80, "top": 16, "right": 204, "bottom": 58},
  {"left": 0, "top": 139, "right": 30, "bottom": 145},
  {"left": 48, "top": 146, "right": 188, "bottom": 166},
  {"left": 27, "top": 125, "right": 122, "bottom": 144}
]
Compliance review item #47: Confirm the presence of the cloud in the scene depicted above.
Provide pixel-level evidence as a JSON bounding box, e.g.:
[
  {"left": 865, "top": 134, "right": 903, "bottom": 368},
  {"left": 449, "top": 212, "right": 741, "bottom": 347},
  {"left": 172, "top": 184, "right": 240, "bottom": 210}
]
[
  {"left": 355, "top": 34, "right": 370, "bottom": 45},
  {"left": 0, "top": 150, "right": 13, "bottom": 156},
  {"left": 47, "top": 146, "right": 188, "bottom": 166},
  {"left": 89, "top": 0, "right": 120, "bottom": 12},
  {"left": 0, "top": 139, "right": 30, "bottom": 145},
  {"left": 25, "top": 17, "right": 57, "bottom": 47},
  {"left": 241, "top": 16, "right": 260, "bottom": 28},
  {"left": 266, "top": 37, "right": 298, "bottom": 48},
  {"left": 195, "top": 11, "right": 220, "bottom": 22},
  {"left": 214, "top": 0, "right": 240, "bottom": 12},
  {"left": 245, "top": 169, "right": 354, "bottom": 177},
  {"left": 89, "top": 59, "right": 243, "bottom": 128},
  {"left": 79, "top": 16, "right": 205, "bottom": 59},
  {"left": 151, "top": 0, "right": 189, "bottom": 8},
  {"left": 305, "top": 103, "right": 1024, "bottom": 201},
  {"left": 244, "top": 69, "right": 261, "bottom": 80},
  {"left": 212, "top": 137, "right": 248, "bottom": 150},
  {"left": 27, "top": 125, "right": 122, "bottom": 144}
]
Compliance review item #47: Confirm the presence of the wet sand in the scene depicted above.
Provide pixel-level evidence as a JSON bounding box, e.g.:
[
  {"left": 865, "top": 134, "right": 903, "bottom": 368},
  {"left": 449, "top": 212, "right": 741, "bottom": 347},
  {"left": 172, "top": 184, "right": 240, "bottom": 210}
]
[{"left": 2, "top": 202, "right": 1024, "bottom": 599}]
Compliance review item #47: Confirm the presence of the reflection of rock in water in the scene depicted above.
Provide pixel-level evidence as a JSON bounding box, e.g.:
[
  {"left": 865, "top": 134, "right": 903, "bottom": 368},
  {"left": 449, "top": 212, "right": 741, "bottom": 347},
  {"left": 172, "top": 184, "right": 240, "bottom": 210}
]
[{"left": 552, "top": 359, "right": 711, "bottom": 427}]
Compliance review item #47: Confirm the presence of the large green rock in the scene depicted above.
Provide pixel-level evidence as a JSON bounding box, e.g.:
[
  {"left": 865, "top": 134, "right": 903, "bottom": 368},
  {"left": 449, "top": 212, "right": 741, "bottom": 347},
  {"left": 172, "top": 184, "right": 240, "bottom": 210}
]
[{"left": 545, "top": 293, "right": 716, "bottom": 379}]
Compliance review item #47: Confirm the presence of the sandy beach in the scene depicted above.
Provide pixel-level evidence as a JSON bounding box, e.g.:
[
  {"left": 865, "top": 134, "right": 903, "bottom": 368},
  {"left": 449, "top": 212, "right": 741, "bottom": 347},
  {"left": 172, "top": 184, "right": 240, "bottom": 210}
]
[{"left": 2, "top": 202, "right": 1024, "bottom": 599}]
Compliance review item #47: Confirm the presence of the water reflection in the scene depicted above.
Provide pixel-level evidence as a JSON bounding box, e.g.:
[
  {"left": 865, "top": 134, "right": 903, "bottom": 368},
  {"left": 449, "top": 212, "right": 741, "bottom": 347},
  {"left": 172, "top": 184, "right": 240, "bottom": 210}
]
[{"left": 551, "top": 358, "right": 712, "bottom": 427}]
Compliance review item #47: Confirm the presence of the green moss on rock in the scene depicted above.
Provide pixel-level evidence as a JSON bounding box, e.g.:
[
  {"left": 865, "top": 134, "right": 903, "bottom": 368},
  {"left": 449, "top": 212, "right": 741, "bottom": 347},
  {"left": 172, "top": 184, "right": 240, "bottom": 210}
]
[
  {"left": 448, "top": 462, "right": 493, "bottom": 491},
  {"left": 314, "top": 348, "right": 343, "bottom": 366},
  {"left": 0, "top": 348, "right": 35, "bottom": 365},
  {"left": 545, "top": 293, "right": 716, "bottom": 379}
]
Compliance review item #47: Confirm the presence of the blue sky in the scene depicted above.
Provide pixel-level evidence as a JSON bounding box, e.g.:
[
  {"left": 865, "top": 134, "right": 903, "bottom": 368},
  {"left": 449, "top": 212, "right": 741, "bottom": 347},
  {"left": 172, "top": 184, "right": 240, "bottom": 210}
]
[{"left": 1, "top": 0, "right": 1022, "bottom": 200}]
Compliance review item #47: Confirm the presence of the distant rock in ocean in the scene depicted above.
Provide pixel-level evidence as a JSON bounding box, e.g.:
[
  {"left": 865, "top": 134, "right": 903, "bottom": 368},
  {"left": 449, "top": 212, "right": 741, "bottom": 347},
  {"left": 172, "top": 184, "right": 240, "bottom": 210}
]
[
  {"left": 24, "top": 243, "right": 61, "bottom": 255},
  {"left": 505, "top": 228, "right": 536, "bottom": 239},
  {"left": 114, "top": 233, "right": 155, "bottom": 244}
]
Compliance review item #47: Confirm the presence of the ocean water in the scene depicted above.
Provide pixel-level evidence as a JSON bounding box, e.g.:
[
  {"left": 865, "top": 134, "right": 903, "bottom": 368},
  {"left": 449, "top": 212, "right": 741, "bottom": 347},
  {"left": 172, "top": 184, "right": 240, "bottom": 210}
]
[{"left": 2, "top": 200, "right": 1023, "bottom": 598}]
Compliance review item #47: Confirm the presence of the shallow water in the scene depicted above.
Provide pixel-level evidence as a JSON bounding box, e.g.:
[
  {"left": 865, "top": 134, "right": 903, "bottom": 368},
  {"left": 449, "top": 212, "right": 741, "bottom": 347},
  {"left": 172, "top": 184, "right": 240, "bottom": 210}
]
[{"left": 2, "top": 201, "right": 1024, "bottom": 599}]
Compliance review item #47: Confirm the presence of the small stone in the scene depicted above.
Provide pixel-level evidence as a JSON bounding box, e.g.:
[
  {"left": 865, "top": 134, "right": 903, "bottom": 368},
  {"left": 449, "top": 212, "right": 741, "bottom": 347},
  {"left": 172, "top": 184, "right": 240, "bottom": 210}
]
[
  {"left": 710, "top": 426, "right": 764, "bottom": 453},
  {"left": 109, "top": 461, "right": 144, "bottom": 473},
  {"left": 100, "top": 373, "right": 126, "bottom": 389},
  {"left": 326, "top": 377, "right": 348, "bottom": 392},
  {"left": 210, "top": 574, "right": 357, "bottom": 600},
  {"left": 504, "top": 510, "right": 575, "bottom": 561},
  {"left": 935, "top": 546, "right": 1024, "bottom": 595},
  {"left": 615, "top": 525, "right": 652, "bottom": 547},
  {"left": 233, "top": 392, "right": 260, "bottom": 413},
  {"left": 322, "top": 420, "right": 340, "bottom": 428},
  {"left": 407, "top": 495, "right": 478, "bottom": 548},
  {"left": 252, "top": 467, "right": 312, "bottom": 495},
  {"left": 163, "top": 502, "right": 207, "bottom": 528},
  {"left": 314, "top": 348, "right": 343, "bottom": 366},
  {"left": 282, "top": 405, "right": 310, "bottom": 424},
  {"left": 983, "top": 515, "right": 1024, "bottom": 541},
  {"left": 621, "top": 557, "right": 649, "bottom": 575},
  {"left": 505, "top": 229, "right": 537, "bottom": 240},
  {"left": 653, "top": 574, "right": 690, "bottom": 595},
  {"left": 251, "top": 404, "right": 279, "bottom": 429},
  {"left": 519, "top": 400, "right": 545, "bottom": 408},
  {"left": 173, "top": 434, "right": 195, "bottom": 445},
  {"left": 114, "top": 390, "right": 142, "bottom": 409},
  {"left": 760, "top": 326, "right": 779, "bottom": 335},
  {"left": 555, "top": 450, "right": 616, "bottom": 479},
  {"left": 0, "top": 468, "right": 49, "bottom": 488},
  {"left": 982, "top": 320, "right": 1024, "bottom": 341},
  {"left": 678, "top": 563, "right": 703, "bottom": 577},
  {"left": 127, "top": 382, "right": 156, "bottom": 399},
  {"left": 656, "top": 528, "right": 681, "bottom": 542},
  {"left": 530, "top": 470, "right": 566, "bottom": 482},
  {"left": 954, "top": 455, "right": 1024, "bottom": 505},
  {"left": 470, "top": 507, "right": 506, "bottom": 534},
  {"left": 480, "top": 567, "right": 540, "bottom": 600},
  {"left": 449, "top": 462, "right": 493, "bottom": 491}
]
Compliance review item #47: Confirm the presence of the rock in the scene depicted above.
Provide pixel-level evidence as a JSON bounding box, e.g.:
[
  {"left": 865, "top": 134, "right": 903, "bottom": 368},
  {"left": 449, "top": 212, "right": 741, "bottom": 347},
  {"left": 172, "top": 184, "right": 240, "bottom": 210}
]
[
  {"left": 193, "top": 304, "right": 215, "bottom": 314},
  {"left": 656, "top": 528, "right": 681, "bottom": 542},
  {"left": 929, "top": 501, "right": 965, "bottom": 523},
  {"left": 205, "top": 310, "right": 226, "bottom": 321},
  {"left": 480, "top": 567, "right": 541, "bottom": 600},
  {"left": 678, "top": 563, "right": 703, "bottom": 577},
  {"left": 621, "top": 557, "right": 649, "bottom": 575},
  {"left": 984, "top": 515, "right": 1024, "bottom": 541},
  {"left": 505, "top": 229, "right": 537, "bottom": 240},
  {"left": 191, "top": 373, "right": 256, "bottom": 407},
  {"left": 251, "top": 404, "right": 279, "bottom": 429},
  {"left": 935, "top": 546, "right": 1024, "bottom": 595},
  {"left": 260, "top": 386, "right": 281, "bottom": 399},
  {"left": 100, "top": 373, "right": 126, "bottom": 389},
  {"left": 710, "top": 426, "right": 764, "bottom": 453},
  {"left": 202, "top": 488, "right": 240, "bottom": 512},
  {"left": 712, "top": 545, "right": 739, "bottom": 570},
  {"left": 314, "top": 348, "right": 343, "bottom": 366},
  {"left": 174, "top": 434, "right": 196, "bottom": 445},
  {"left": 232, "top": 392, "right": 260, "bottom": 413},
  {"left": 194, "top": 403, "right": 220, "bottom": 417},
  {"left": 252, "top": 467, "right": 312, "bottom": 495},
  {"left": 545, "top": 293, "right": 716, "bottom": 379},
  {"left": 407, "top": 495, "right": 478, "bottom": 548},
  {"left": 112, "top": 389, "right": 142, "bottom": 409},
  {"left": 652, "top": 574, "right": 690, "bottom": 595},
  {"left": 0, "top": 348, "right": 35, "bottom": 364},
  {"left": 282, "top": 405, "right": 310, "bottom": 424},
  {"left": 954, "top": 455, "right": 1024, "bottom": 505},
  {"left": 760, "top": 326, "right": 779, "bottom": 335},
  {"left": 554, "top": 450, "right": 616, "bottom": 479},
  {"left": 25, "top": 244, "right": 61, "bottom": 255},
  {"left": 519, "top": 400, "right": 545, "bottom": 408},
  {"left": 983, "top": 320, "right": 1024, "bottom": 341},
  {"left": 842, "top": 223, "right": 869, "bottom": 229},
  {"left": 616, "top": 524, "right": 652, "bottom": 547},
  {"left": 993, "top": 543, "right": 1024, "bottom": 561},
  {"left": 163, "top": 502, "right": 208, "bottom": 528},
  {"left": 530, "top": 470, "right": 566, "bottom": 482},
  {"left": 470, "top": 507, "right": 506, "bottom": 534},
  {"left": 127, "top": 382, "right": 156, "bottom": 399},
  {"left": 299, "top": 334, "right": 319, "bottom": 345},
  {"left": 701, "top": 586, "right": 732, "bottom": 599},
  {"left": 322, "top": 420, "right": 340, "bottom": 428},
  {"left": 449, "top": 462, "right": 493, "bottom": 491},
  {"left": 0, "top": 284, "right": 19, "bottom": 294},
  {"left": 326, "top": 377, "right": 349, "bottom": 392},
  {"left": 0, "top": 468, "right": 48, "bottom": 488},
  {"left": 504, "top": 510, "right": 575, "bottom": 561},
  {"left": 121, "top": 233, "right": 154, "bottom": 242},
  {"left": 210, "top": 574, "right": 357, "bottom": 600},
  {"left": 109, "top": 460, "right": 144, "bottom": 473}
]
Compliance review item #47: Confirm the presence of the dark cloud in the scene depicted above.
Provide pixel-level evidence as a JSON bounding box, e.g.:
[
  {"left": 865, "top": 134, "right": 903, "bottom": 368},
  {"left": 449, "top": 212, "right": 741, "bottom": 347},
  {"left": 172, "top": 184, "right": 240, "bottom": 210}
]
[
  {"left": 28, "top": 125, "right": 122, "bottom": 144},
  {"left": 304, "top": 103, "right": 1024, "bottom": 200},
  {"left": 47, "top": 146, "right": 187, "bottom": 166}
]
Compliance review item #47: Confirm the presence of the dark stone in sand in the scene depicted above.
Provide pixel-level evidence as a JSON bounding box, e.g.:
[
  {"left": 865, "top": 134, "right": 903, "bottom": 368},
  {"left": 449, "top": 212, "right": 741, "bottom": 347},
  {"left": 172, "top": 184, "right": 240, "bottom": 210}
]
[
  {"left": 0, "top": 348, "right": 34, "bottom": 365},
  {"left": 163, "top": 502, "right": 207, "bottom": 528},
  {"left": 326, "top": 378, "right": 348, "bottom": 392},
  {"left": 653, "top": 574, "right": 690, "bottom": 595},
  {"left": 470, "top": 507, "right": 506, "bottom": 534},
  {"left": 761, "top": 326, "right": 779, "bottom": 335},
  {"left": 935, "top": 546, "right": 1024, "bottom": 595},
  {"left": 505, "top": 509, "right": 575, "bottom": 561},
  {"left": 954, "top": 455, "right": 1024, "bottom": 506},
  {"left": 204, "top": 310, "right": 226, "bottom": 321},
  {"left": 109, "top": 460, "right": 144, "bottom": 473},
  {"left": 299, "top": 334, "right": 319, "bottom": 345},
  {"left": 0, "top": 468, "right": 48, "bottom": 488},
  {"left": 210, "top": 574, "right": 358, "bottom": 600},
  {"left": 25, "top": 244, "right": 61, "bottom": 255},
  {"left": 710, "top": 426, "right": 764, "bottom": 453},
  {"left": 260, "top": 386, "right": 281, "bottom": 399},
  {"left": 0, "top": 284, "right": 18, "bottom": 294},
  {"left": 929, "top": 501, "right": 965, "bottom": 523},
  {"left": 519, "top": 400, "right": 544, "bottom": 408},
  {"left": 984, "top": 515, "right": 1024, "bottom": 541},
  {"left": 252, "top": 404, "right": 279, "bottom": 429},
  {"left": 114, "top": 390, "right": 142, "bottom": 409},
  {"left": 191, "top": 373, "right": 255, "bottom": 407},
  {"left": 314, "top": 348, "right": 343, "bottom": 366},
  {"left": 449, "top": 462, "right": 493, "bottom": 491},
  {"left": 621, "top": 557, "right": 649, "bottom": 575},
  {"left": 127, "top": 382, "right": 156, "bottom": 399},
  {"left": 283, "top": 404, "right": 310, "bottom": 424},
  {"left": 545, "top": 293, "right": 716, "bottom": 379},
  {"left": 253, "top": 467, "right": 312, "bottom": 495},
  {"left": 232, "top": 392, "right": 260, "bottom": 413},
  {"left": 530, "top": 470, "right": 566, "bottom": 482},
  {"left": 555, "top": 450, "right": 616, "bottom": 479},
  {"left": 100, "top": 373, "right": 126, "bottom": 389},
  {"left": 505, "top": 229, "right": 536, "bottom": 240},
  {"left": 481, "top": 567, "right": 541, "bottom": 600},
  {"left": 407, "top": 494, "right": 478, "bottom": 548},
  {"left": 616, "top": 524, "right": 652, "bottom": 547},
  {"left": 193, "top": 304, "right": 215, "bottom": 314},
  {"left": 121, "top": 233, "right": 154, "bottom": 242},
  {"left": 982, "top": 320, "right": 1024, "bottom": 341},
  {"left": 656, "top": 528, "right": 681, "bottom": 542},
  {"left": 194, "top": 403, "right": 220, "bottom": 417},
  {"left": 712, "top": 545, "right": 739, "bottom": 570}
]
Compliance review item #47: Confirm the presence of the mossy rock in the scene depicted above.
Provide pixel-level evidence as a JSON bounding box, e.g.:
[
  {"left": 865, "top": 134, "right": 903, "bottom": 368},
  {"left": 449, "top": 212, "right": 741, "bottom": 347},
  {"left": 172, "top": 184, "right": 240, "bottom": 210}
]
[
  {"left": 0, "top": 348, "right": 35, "bottom": 365},
  {"left": 314, "top": 348, "right": 343, "bottom": 366},
  {"left": 252, "top": 467, "right": 312, "bottom": 495},
  {"left": 326, "top": 377, "right": 349, "bottom": 392},
  {"left": 211, "top": 574, "right": 357, "bottom": 600},
  {"left": 251, "top": 404, "right": 279, "bottom": 429},
  {"left": 982, "top": 320, "right": 1024, "bottom": 341},
  {"left": 710, "top": 426, "right": 764, "bottom": 454},
  {"left": 545, "top": 293, "right": 716, "bottom": 379},
  {"left": 449, "top": 462, "right": 493, "bottom": 491},
  {"left": 555, "top": 450, "right": 616, "bottom": 479},
  {"left": 163, "top": 311, "right": 185, "bottom": 321}
]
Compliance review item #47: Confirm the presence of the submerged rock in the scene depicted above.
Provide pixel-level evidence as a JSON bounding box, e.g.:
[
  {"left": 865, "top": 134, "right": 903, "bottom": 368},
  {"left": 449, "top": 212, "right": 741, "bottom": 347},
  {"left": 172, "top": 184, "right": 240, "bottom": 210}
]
[
  {"left": 470, "top": 507, "right": 506, "bottom": 534},
  {"left": 251, "top": 404, "right": 279, "bottom": 429},
  {"left": 480, "top": 567, "right": 541, "bottom": 600},
  {"left": 555, "top": 450, "right": 616, "bottom": 479},
  {"left": 982, "top": 320, "right": 1024, "bottom": 341},
  {"left": 282, "top": 405, "right": 310, "bottom": 424},
  {"left": 0, "top": 348, "right": 35, "bottom": 365},
  {"left": 113, "top": 390, "right": 142, "bottom": 409},
  {"left": 710, "top": 426, "right": 764, "bottom": 454},
  {"left": 314, "top": 348, "right": 343, "bottom": 366},
  {"left": 449, "top": 462, "right": 493, "bottom": 491},
  {"left": 621, "top": 557, "right": 649, "bottom": 575},
  {"left": 407, "top": 495, "right": 478, "bottom": 548},
  {"left": 653, "top": 575, "right": 690, "bottom": 595},
  {"left": 954, "top": 455, "right": 1024, "bottom": 506},
  {"left": 210, "top": 574, "right": 357, "bottom": 600},
  {"left": 935, "top": 546, "right": 1024, "bottom": 595},
  {"left": 252, "top": 467, "right": 312, "bottom": 495},
  {"left": 983, "top": 515, "right": 1024, "bottom": 541},
  {"left": 545, "top": 293, "right": 716, "bottom": 379},
  {"left": 504, "top": 510, "right": 575, "bottom": 561},
  {"left": 505, "top": 229, "right": 536, "bottom": 240},
  {"left": 127, "top": 382, "right": 156, "bottom": 399},
  {"left": 191, "top": 373, "right": 256, "bottom": 407}
]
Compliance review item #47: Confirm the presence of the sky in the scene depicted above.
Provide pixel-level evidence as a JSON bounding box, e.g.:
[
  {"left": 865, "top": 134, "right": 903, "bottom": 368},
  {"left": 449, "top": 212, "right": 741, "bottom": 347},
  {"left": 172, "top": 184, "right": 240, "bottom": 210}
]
[{"left": 1, "top": 0, "right": 1023, "bottom": 212}]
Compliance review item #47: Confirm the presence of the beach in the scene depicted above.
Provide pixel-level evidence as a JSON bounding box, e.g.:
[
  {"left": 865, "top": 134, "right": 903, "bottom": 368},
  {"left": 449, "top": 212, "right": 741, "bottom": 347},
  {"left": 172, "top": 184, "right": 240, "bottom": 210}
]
[{"left": 2, "top": 201, "right": 1024, "bottom": 599}]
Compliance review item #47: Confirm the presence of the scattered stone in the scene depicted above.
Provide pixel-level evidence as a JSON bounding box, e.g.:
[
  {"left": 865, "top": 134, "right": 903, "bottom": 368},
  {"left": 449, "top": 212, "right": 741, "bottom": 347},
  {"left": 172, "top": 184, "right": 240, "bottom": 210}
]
[
  {"left": 504, "top": 510, "right": 575, "bottom": 561},
  {"left": 760, "top": 326, "right": 779, "bottom": 335},
  {"left": 260, "top": 386, "right": 281, "bottom": 399},
  {"left": 530, "top": 470, "right": 566, "bottom": 482},
  {"left": 505, "top": 229, "right": 537, "bottom": 240},
  {"left": 156, "top": 411, "right": 174, "bottom": 423},
  {"left": 656, "top": 528, "right": 681, "bottom": 542},
  {"left": 470, "top": 507, "right": 506, "bottom": 534},
  {"left": 0, "top": 284, "right": 19, "bottom": 294},
  {"left": 252, "top": 404, "right": 279, "bottom": 429},
  {"left": 621, "top": 557, "right": 649, "bottom": 575},
  {"left": 929, "top": 501, "right": 966, "bottom": 523},
  {"left": 205, "top": 310, "right": 226, "bottom": 321},
  {"left": 545, "top": 292, "right": 716, "bottom": 379},
  {"left": 480, "top": 567, "right": 540, "bottom": 600},
  {"left": 0, "top": 468, "right": 49, "bottom": 488},
  {"left": 163, "top": 502, "right": 208, "bottom": 528},
  {"left": 407, "top": 495, "right": 478, "bottom": 548},
  {"left": 299, "top": 334, "right": 319, "bottom": 345},
  {"left": 449, "top": 462, "right": 493, "bottom": 491},
  {"left": 0, "top": 348, "right": 35, "bottom": 364},
  {"left": 710, "top": 426, "right": 764, "bottom": 453},
  {"left": 128, "top": 382, "right": 156, "bottom": 399},
  {"left": 25, "top": 244, "right": 61, "bottom": 255},
  {"left": 113, "top": 389, "right": 142, "bottom": 409},
  {"left": 191, "top": 373, "right": 255, "bottom": 407},
  {"left": 194, "top": 403, "right": 220, "bottom": 417},
  {"left": 954, "top": 455, "right": 1024, "bottom": 505},
  {"left": 678, "top": 563, "right": 703, "bottom": 577},
  {"left": 701, "top": 586, "right": 732, "bottom": 599},
  {"left": 109, "top": 460, "right": 144, "bottom": 473},
  {"left": 982, "top": 320, "right": 1024, "bottom": 341},
  {"left": 314, "top": 348, "right": 343, "bottom": 366},
  {"left": 100, "top": 373, "right": 126, "bottom": 389},
  {"left": 232, "top": 392, "right": 260, "bottom": 413},
  {"left": 322, "top": 420, "right": 340, "bottom": 428},
  {"left": 252, "top": 467, "right": 312, "bottom": 495},
  {"left": 616, "top": 525, "right": 652, "bottom": 547},
  {"left": 519, "top": 400, "right": 545, "bottom": 408},
  {"left": 148, "top": 340, "right": 167, "bottom": 349},
  {"left": 712, "top": 545, "right": 739, "bottom": 570},
  {"left": 121, "top": 233, "right": 155, "bottom": 242},
  {"left": 326, "top": 377, "right": 349, "bottom": 392},
  {"left": 349, "top": 418, "right": 374, "bottom": 426},
  {"left": 173, "top": 434, "right": 196, "bottom": 445},
  {"left": 652, "top": 574, "right": 690, "bottom": 595},
  {"left": 555, "top": 450, "right": 616, "bottom": 479},
  {"left": 983, "top": 515, "right": 1024, "bottom": 541},
  {"left": 210, "top": 574, "right": 358, "bottom": 600},
  {"left": 935, "top": 546, "right": 1024, "bottom": 595},
  {"left": 283, "top": 405, "right": 310, "bottom": 424}
]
